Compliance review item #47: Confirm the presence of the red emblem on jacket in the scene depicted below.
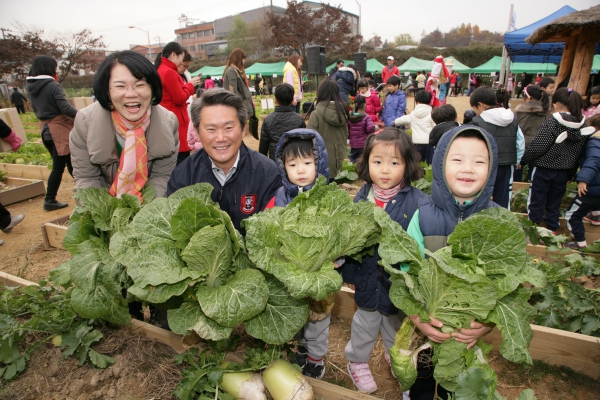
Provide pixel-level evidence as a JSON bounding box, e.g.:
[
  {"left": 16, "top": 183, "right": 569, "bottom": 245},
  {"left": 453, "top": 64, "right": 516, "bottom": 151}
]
[{"left": 240, "top": 194, "right": 257, "bottom": 214}]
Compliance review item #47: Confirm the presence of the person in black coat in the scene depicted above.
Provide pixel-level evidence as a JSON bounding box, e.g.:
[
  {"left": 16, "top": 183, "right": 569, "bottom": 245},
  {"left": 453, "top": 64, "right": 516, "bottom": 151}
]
[
  {"left": 10, "top": 88, "right": 28, "bottom": 114},
  {"left": 259, "top": 83, "right": 306, "bottom": 161}
]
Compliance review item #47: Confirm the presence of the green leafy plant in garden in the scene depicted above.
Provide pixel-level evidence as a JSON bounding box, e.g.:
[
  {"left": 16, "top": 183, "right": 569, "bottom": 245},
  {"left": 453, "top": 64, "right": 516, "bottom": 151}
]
[
  {"left": 51, "top": 185, "right": 157, "bottom": 326},
  {"left": 530, "top": 253, "right": 600, "bottom": 337},
  {"left": 0, "top": 282, "right": 114, "bottom": 381},
  {"left": 244, "top": 176, "right": 380, "bottom": 301},
  {"left": 378, "top": 207, "right": 546, "bottom": 397},
  {"left": 334, "top": 160, "right": 359, "bottom": 183}
]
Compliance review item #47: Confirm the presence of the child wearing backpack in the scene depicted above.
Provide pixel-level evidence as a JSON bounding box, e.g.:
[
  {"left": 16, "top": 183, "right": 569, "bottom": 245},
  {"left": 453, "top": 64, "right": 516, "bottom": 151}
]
[
  {"left": 341, "top": 127, "right": 425, "bottom": 394},
  {"left": 259, "top": 83, "right": 306, "bottom": 161},
  {"left": 380, "top": 76, "right": 407, "bottom": 127},
  {"left": 348, "top": 96, "right": 376, "bottom": 162},
  {"left": 265, "top": 129, "right": 332, "bottom": 379},
  {"left": 470, "top": 87, "right": 524, "bottom": 209},
  {"left": 394, "top": 90, "right": 435, "bottom": 164},
  {"left": 405, "top": 125, "right": 500, "bottom": 400},
  {"left": 564, "top": 114, "right": 600, "bottom": 249},
  {"left": 521, "top": 88, "right": 590, "bottom": 233}
]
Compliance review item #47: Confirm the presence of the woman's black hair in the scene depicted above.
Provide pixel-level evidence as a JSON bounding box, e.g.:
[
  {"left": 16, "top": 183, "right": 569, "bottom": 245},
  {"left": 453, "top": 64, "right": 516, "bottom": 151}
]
[
  {"left": 29, "top": 55, "right": 58, "bottom": 77},
  {"left": 469, "top": 86, "right": 499, "bottom": 109},
  {"left": 355, "top": 126, "right": 423, "bottom": 184},
  {"left": 523, "top": 84, "right": 549, "bottom": 111},
  {"left": 357, "top": 78, "right": 368, "bottom": 88},
  {"left": 496, "top": 85, "right": 509, "bottom": 109},
  {"left": 463, "top": 109, "right": 476, "bottom": 124},
  {"left": 154, "top": 41, "right": 184, "bottom": 68},
  {"left": 415, "top": 90, "right": 431, "bottom": 104},
  {"left": 93, "top": 50, "right": 163, "bottom": 111},
  {"left": 354, "top": 95, "right": 366, "bottom": 112},
  {"left": 553, "top": 88, "right": 583, "bottom": 120},
  {"left": 315, "top": 79, "right": 349, "bottom": 123},
  {"left": 583, "top": 85, "right": 600, "bottom": 109}
]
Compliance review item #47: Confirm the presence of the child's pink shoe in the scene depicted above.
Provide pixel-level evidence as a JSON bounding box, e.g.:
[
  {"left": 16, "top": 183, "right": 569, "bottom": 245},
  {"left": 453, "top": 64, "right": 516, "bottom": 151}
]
[{"left": 347, "top": 361, "right": 377, "bottom": 393}]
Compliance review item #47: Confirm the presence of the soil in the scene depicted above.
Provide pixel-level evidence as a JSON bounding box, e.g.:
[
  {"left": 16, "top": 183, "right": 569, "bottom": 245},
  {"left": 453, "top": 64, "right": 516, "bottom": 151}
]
[{"left": 2, "top": 109, "right": 600, "bottom": 400}]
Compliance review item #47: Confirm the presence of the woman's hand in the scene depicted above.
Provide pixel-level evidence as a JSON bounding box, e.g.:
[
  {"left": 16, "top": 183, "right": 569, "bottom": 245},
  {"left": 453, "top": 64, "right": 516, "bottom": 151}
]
[
  {"left": 578, "top": 181, "right": 588, "bottom": 197},
  {"left": 452, "top": 321, "right": 494, "bottom": 349},
  {"left": 409, "top": 315, "right": 452, "bottom": 343},
  {"left": 191, "top": 76, "right": 201, "bottom": 87}
]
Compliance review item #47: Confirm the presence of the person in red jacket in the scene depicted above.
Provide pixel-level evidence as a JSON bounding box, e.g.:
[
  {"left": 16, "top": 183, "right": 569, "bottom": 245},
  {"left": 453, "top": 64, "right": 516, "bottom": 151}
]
[
  {"left": 381, "top": 56, "right": 400, "bottom": 84},
  {"left": 155, "top": 42, "right": 201, "bottom": 164}
]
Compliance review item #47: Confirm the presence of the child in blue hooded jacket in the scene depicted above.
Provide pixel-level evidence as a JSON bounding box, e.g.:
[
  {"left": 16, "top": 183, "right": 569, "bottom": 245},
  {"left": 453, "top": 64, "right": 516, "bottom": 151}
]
[
  {"left": 405, "top": 125, "right": 500, "bottom": 400},
  {"left": 265, "top": 128, "right": 332, "bottom": 379}
]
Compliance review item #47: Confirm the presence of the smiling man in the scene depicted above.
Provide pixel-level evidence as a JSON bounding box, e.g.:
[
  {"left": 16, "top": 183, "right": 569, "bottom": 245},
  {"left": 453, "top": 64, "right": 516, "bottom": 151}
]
[{"left": 167, "top": 89, "right": 281, "bottom": 230}]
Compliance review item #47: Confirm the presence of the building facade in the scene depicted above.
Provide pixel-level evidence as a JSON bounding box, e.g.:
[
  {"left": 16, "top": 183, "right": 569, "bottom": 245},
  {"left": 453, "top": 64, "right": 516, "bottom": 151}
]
[{"left": 300, "top": 1, "right": 359, "bottom": 36}]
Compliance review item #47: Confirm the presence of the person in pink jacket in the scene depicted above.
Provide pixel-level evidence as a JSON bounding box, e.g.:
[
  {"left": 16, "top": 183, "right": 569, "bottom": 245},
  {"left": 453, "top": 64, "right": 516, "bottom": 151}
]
[
  {"left": 357, "top": 79, "right": 382, "bottom": 124},
  {"left": 187, "top": 121, "right": 203, "bottom": 153}
]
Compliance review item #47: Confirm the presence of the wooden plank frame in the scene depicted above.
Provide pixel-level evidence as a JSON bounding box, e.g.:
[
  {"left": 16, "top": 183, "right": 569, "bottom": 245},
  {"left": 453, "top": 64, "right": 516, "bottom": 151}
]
[
  {"left": 0, "top": 163, "right": 74, "bottom": 182},
  {"left": 0, "top": 272, "right": 380, "bottom": 399},
  {"left": 41, "top": 215, "right": 70, "bottom": 250},
  {"left": 0, "top": 178, "right": 46, "bottom": 205}
]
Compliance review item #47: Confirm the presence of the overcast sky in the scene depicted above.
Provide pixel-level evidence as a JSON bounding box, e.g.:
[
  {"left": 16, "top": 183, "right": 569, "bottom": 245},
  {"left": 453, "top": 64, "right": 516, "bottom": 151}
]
[{"left": 1, "top": 0, "right": 597, "bottom": 51}]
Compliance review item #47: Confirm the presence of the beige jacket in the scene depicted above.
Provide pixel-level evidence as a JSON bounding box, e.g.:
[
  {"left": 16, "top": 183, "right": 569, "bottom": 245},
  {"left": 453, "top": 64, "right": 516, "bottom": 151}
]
[{"left": 69, "top": 102, "right": 179, "bottom": 198}]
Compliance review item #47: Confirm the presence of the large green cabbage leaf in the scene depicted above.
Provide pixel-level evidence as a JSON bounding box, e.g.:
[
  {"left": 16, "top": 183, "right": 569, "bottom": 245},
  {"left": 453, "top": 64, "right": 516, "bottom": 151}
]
[
  {"left": 380, "top": 207, "right": 545, "bottom": 395},
  {"left": 243, "top": 177, "right": 380, "bottom": 300}
]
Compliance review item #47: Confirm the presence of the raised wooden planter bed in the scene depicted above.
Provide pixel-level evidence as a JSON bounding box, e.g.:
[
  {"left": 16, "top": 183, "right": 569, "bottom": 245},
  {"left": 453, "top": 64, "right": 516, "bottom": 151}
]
[
  {"left": 41, "top": 215, "right": 70, "bottom": 250},
  {"left": 2, "top": 271, "right": 599, "bottom": 383},
  {"left": 0, "top": 272, "right": 380, "bottom": 399},
  {"left": 0, "top": 177, "right": 46, "bottom": 205},
  {"left": 0, "top": 163, "right": 74, "bottom": 183}
]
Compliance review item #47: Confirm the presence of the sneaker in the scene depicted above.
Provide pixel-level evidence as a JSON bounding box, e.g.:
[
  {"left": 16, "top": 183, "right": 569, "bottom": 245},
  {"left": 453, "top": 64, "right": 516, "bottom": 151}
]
[
  {"left": 565, "top": 241, "right": 586, "bottom": 250},
  {"left": 303, "top": 359, "right": 325, "bottom": 379},
  {"left": 2, "top": 214, "right": 24, "bottom": 233},
  {"left": 583, "top": 214, "right": 600, "bottom": 226},
  {"left": 347, "top": 361, "right": 377, "bottom": 393},
  {"left": 290, "top": 345, "right": 308, "bottom": 368}
]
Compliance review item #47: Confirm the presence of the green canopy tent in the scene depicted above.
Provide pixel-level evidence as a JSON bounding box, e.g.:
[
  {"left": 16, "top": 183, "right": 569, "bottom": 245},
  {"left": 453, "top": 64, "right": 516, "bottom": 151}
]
[
  {"left": 445, "top": 56, "right": 471, "bottom": 73},
  {"left": 245, "top": 62, "right": 288, "bottom": 76},
  {"left": 190, "top": 65, "right": 225, "bottom": 77},
  {"left": 472, "top": 56, "right": 556, "bottom": 74},
  {"left": 592, "top": 54, "right": 600, "bottom": 72},
  {"left": 397, "top": 57, "right": 432, "bottom": 74},
  {"left": 366, "top": 58, "right": 385, "bottom": 73}
]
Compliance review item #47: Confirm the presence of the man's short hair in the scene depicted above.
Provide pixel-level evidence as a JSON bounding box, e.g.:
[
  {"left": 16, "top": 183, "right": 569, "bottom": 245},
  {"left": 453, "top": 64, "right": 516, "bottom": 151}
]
[
  {"left": 387, "top": 75, "right": 401, "bottom": 86},
  {"left": 274, "top": 83, "right": 294, "bottom": 107},
  {"left": 190, "top": 88, "right": 247, "bottom": 132},
  {"left": 431, "top": 104, "right": 457, "bottom": 124},
  {"left": 336, "top": 59, "right": 344, "bottom": 66}
]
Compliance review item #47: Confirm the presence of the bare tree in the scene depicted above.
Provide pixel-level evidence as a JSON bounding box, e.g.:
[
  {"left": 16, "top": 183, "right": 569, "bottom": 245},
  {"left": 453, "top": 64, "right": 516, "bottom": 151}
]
[
  {"left": 0, "top": 26, "right": 60, "bottom": 83},
  {"left": 54, "top": 29, "right": 105, "bottom": 83}
]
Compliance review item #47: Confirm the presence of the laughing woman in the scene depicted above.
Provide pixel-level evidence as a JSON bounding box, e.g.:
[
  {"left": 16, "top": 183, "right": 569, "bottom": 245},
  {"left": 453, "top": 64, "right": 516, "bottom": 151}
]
[{"left": 69, "top": 51, "right": 179, "bottom": 200}]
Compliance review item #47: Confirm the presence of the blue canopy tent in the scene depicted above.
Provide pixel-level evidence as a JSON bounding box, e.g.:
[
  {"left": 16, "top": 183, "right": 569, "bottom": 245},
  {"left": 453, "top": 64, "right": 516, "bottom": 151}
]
[{"left": 504, "top": 6, "right": 577, "bottom": 63}]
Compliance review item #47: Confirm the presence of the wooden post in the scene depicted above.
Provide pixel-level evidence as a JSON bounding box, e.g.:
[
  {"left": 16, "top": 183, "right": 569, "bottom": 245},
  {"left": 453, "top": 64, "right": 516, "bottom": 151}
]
[
  {"left": 569, "top": 29, "right": 600, "bottom": 95},
  {"left": 556, "top": 37, "right": 576, "bottom": 86}
]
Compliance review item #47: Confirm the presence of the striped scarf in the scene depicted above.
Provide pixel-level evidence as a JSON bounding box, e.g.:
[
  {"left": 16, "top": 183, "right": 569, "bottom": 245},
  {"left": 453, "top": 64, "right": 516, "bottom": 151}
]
[
  {"left": 109, "top": 109, "right": 150, "bottom": 203},
  {"left": 372, "top": 180, "right": 404, "bottom": 205}
]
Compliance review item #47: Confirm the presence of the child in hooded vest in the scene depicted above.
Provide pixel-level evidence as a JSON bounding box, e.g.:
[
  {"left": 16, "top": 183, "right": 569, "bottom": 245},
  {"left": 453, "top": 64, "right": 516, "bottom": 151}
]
[
  {"left": 404, "top": 125, "right": 500, "bottom": 400},
  {"left": 563, "top": 115, "right": 600, "bottom": 249},
  {"left": 348, "top": 96, "right": 376, "bottom": 163},
  {"left": 340, "top": 127, "right": 426, "bottom": 394},
  {"left": 470, "top": 87, "right": 525, "bottom": 209},
  {"left": 521, "top": 88, "right": 591, "bottom": 233},
  {"left": 264, "top": 129, "right": 333, "bottom": 380},
  {"left": 395, "top": 90, "right": 436, "bottom": 165}
]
